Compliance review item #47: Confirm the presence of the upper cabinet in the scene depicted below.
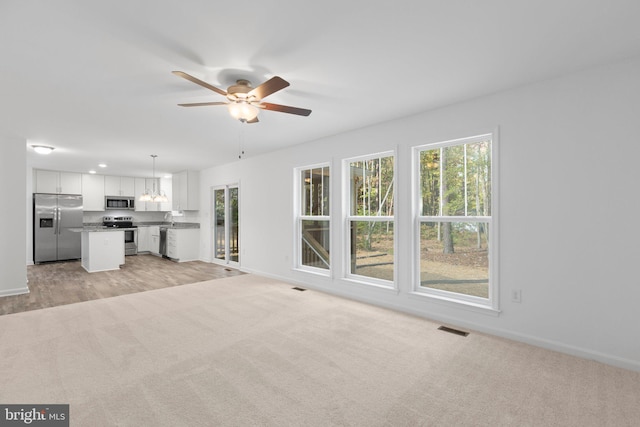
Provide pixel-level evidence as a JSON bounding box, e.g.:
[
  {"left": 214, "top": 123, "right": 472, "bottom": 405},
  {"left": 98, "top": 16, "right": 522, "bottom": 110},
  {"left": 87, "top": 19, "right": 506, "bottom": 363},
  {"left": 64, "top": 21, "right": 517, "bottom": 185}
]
[
  {"left": 104, "top": 176, "right": 135, "bottom": 197},
  {"left": 82, "top": 174, "right": 105, "bottom": 211},
  {"left": 172, "top": 170, "right": 199, "bottom": 211},
  {"left": 159, "top": 177, "right": 172, "bottom": 212},
  {"left": 34, "top": 170, "right": 82, "bottom": 195},
  {"left": 34, "top": 169, "right": 173, "bottom": 212}
]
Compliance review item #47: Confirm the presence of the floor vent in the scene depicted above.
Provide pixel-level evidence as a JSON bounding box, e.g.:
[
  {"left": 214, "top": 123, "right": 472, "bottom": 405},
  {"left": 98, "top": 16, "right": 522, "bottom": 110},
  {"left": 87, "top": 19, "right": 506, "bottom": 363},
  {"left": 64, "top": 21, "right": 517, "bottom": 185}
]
[
  {"left": 438, "top": 326, "right": 469, "bottom": 337},
  {"left": 292, "top": 287, "right": 307, "bottom": 292}
]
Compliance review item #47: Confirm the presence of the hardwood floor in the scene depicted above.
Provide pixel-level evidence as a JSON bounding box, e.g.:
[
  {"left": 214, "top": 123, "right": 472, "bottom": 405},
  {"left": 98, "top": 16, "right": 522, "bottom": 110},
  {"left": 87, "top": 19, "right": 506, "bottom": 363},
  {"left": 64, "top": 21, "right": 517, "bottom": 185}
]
[{"left": 1, "top": 254, "right": 244, "bottom": 316}]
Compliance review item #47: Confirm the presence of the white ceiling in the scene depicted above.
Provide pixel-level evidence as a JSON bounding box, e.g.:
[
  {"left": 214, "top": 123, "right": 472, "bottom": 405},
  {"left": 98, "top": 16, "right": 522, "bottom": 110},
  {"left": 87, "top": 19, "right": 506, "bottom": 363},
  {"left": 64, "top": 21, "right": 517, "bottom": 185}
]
[{"left": 3, "top": 0, "right": 640, "bottom": 178}]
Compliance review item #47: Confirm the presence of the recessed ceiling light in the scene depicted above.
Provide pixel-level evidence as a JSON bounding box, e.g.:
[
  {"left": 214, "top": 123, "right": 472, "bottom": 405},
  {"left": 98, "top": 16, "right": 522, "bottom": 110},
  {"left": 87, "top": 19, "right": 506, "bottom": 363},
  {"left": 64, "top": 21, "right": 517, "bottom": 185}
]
[
  {"left": 98, "top": 163, "right": 107, "bottom": 168},
  {"left": 32, "top": 145, "right": 55, "bottom": 155},
  {"left": 89, "top": 170, "right": 97, "bottom": 174}
]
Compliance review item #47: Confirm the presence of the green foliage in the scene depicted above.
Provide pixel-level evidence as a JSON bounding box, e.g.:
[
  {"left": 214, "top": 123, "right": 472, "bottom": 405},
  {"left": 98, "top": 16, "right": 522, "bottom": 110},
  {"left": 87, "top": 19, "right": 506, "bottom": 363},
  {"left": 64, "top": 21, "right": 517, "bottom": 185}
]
[
  {"left": 420, "top": 140, "right": 491, "bottom": 217},
  {"left": 350, "top": 156, "right": 394, "bottom": 217}
]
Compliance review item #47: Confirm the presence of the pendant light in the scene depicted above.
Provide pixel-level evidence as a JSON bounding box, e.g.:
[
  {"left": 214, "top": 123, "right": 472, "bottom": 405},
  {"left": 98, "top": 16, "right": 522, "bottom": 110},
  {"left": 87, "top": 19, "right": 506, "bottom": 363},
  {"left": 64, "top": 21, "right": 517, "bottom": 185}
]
[{"left": 139, "top": 155, "right": 169, "bottom": 203}]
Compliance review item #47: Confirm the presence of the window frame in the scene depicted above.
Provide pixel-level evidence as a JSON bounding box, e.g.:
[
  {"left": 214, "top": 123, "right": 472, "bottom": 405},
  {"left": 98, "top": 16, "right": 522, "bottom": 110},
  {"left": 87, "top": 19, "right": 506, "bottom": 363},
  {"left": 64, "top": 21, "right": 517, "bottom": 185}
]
[
  {"left": 412, "top": 133, "right": 499, "bottom": 311},
  {"left": 211, "top": 183, "right": 240, "bottom": 267},
  {"left": 343, "top": 150, "right": 397, "bottom": 289},
  {"left": 294, "top": 163, "right": 331, "bottom": 275}
]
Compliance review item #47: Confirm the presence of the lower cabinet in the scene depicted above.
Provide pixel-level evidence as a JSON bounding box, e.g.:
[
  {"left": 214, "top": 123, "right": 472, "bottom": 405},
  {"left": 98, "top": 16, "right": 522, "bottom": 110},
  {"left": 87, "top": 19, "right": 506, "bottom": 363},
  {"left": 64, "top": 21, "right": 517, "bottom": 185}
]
[
  {"left": 166, "top": 228, "right": 199, "bottom": 262},
  {"left": 149, "top": 226, "right": 160, "bottom": 255},
  {"left": 137, "top": 226, "right": 160, "bottom": 255},
  {"left": 137, "top": 227, "right": 150, "bottom": 253}
]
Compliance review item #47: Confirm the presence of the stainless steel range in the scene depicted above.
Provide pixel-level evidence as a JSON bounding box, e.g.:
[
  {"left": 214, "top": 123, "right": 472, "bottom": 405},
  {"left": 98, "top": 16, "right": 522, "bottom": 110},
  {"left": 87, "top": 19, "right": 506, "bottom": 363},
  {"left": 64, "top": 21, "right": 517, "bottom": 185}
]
[{"left": 103, "top": 216, "right": 137, "bottom": 256}]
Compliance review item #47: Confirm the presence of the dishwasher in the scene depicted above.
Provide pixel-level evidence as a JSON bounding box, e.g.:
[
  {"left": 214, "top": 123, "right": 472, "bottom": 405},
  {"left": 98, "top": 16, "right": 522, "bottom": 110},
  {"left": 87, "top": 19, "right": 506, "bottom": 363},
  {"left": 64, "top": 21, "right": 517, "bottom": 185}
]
[{"left": 159, "top": 227, "right": 168, "bottom": 257}]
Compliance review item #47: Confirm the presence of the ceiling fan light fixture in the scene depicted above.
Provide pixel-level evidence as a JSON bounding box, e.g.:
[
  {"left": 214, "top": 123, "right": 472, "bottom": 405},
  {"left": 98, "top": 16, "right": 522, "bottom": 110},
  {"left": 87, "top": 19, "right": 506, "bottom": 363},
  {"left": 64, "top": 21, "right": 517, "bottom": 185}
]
[
  {"left": 174, "top": 71, "right": 311, "bottom": 121},
  {"left": 228, "top": 101, "right": 259, "bottom": 121}
]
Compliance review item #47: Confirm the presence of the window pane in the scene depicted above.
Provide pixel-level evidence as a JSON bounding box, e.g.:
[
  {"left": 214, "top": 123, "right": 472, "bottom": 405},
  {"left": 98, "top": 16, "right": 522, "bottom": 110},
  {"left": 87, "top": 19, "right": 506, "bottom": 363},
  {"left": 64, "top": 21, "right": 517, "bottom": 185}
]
[
  {"left": 419, "top": 222, "right": 489, "bottom": 298},
  {"left": 420, "top": 149, "right": 440, "bottom": 216},
  {"left": 214, "top": 189, "right": 225, "bottom": 260},
  {"left": 350, "top": 220, "right": 394, "bottom": 281},
  {"left": 229, "top": 187, "right": 239, "bottom": 262},
  {"left": 302, "top": 167, "right": 330, "bottom": 216},
  {"left": 301, "top": 220, "right": 330, "bottom": 269},
  {"left": 465, "top": 141, "right": 491, "bottom": 216},
  {"left": 420, "top": 140, "right": 491, "bottom": 216},
  {"left": 441, "top": 144, "right": 465, "bottom": 216},
  {"left": 350, "top": 156, "right": 394, "bottom": 216}
]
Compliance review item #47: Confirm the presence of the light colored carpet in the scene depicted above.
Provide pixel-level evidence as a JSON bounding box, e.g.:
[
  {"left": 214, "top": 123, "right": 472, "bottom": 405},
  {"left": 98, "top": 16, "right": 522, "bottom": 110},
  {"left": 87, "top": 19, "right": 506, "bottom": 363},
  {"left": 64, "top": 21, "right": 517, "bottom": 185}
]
[{"left": 1, "top": 274, "right": 639, "bottom": 426}]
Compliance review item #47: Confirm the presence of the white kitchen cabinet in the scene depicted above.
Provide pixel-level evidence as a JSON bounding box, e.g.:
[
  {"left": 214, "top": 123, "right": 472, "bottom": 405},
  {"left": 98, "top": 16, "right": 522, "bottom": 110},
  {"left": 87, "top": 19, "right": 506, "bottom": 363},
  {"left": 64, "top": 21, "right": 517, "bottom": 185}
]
[
  {"left": 34, "top": 170, "right": 82, "bottom": 194},
  {"left": 159, "top": 177, "right": 172, "bottom": 212},
  {"left": 172, "top": 170, "right": 199, "bottom": 211},
  {"left": 134, "top": 178, "right": 146, "bottom": 212},
  {"left": 105, "top": 176, "right": 135, "bottom": 196},
  {"left": 81, "top": 230, "right": 124, "bottom": 272},
  {"left": 149, "top": 226, "right": 160, "bottom": 254},
  {"left": 136, "top": 226, "right": 160, "bottom": 254},
  {"left": 166, "top": 228, "right": 199, "bottom": 262},
  {"left": 81, "top": 174, "right": 105, "bottom": 211},
  {"left": 137, "top": 226, "right": 150, "bottom": 252}
]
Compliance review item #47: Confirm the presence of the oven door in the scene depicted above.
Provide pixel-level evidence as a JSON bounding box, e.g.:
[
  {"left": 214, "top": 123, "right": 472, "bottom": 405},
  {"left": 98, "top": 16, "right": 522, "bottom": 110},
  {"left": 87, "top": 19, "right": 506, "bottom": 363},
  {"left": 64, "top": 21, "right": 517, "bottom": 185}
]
[{"left": 124, "top": 229, "right": 137, "bottom": 256}]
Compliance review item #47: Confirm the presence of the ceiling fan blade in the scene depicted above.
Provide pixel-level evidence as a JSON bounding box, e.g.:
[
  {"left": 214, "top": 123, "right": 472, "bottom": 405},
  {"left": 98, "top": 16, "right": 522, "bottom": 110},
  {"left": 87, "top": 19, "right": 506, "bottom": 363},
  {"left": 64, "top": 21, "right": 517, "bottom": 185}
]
[
  {"left": 177, "top": 102, "right": 227, "bottom": 107},
  {"left": 260, "top": 102, "right": 312, "bottom": 116},
  {"left": 249, "top": 76, "right": 289, "bottom": 100},
  {"left": 172, "top": 71, "right": 227, "bottom": 96}
]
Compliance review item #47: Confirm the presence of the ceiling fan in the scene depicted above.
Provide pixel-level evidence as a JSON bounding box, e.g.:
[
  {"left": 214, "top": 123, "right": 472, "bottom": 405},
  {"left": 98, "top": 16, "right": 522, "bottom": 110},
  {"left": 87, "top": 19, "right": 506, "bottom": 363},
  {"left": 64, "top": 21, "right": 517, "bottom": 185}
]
[{"left": 172, "top": 71, "right": 312, "bottom": 123}]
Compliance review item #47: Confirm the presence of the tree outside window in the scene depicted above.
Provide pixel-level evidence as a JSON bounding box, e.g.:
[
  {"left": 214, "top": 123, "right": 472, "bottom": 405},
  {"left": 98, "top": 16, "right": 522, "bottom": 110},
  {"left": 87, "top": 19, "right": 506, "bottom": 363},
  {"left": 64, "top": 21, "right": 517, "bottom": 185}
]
[
  {"left": 417, "top": 136, "right": 493, "bottom": 300},
  {"left": 347, "top": 153, "right": 395, "bottom": 285}
]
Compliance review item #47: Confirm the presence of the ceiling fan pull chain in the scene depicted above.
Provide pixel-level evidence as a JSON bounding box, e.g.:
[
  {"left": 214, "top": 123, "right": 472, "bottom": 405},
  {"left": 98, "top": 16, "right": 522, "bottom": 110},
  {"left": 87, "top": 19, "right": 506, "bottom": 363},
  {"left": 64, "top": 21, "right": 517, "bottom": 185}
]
[{"left": 238, "top": 124, "right": 245, "bottom": 159}]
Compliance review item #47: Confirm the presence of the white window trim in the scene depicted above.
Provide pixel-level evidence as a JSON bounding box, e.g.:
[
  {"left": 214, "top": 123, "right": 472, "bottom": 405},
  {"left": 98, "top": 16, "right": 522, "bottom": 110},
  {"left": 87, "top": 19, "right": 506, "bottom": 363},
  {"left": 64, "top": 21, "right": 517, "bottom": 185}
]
[
  {"left": 293, "top": 163, "right": 332, "bottom": 276},
  {"left": 412, "top": 132, "right": 499, "bottom": 312},
  {"left": 343, "top": 150, "right": 397, "bottom": 289}
]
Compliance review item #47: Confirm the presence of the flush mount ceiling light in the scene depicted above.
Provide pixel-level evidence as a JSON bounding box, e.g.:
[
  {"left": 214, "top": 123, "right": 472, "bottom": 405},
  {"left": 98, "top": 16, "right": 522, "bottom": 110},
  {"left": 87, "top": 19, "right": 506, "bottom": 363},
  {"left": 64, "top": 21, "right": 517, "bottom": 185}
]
[
  {"left": 139, "top": 155, "right": 169, "bottom": 203},
  {"left": 31, "top": 145, "right": 55, "bottom": 155},
  {"left": 172, "top": 72, "right": 311, "bottom": 123}
]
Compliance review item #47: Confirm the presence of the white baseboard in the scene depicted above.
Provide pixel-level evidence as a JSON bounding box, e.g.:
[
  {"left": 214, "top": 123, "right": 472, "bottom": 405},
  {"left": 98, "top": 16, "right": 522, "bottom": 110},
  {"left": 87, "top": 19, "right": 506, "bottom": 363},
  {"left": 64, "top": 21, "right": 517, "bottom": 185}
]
[
  {"left": 239, "top": 267, "right": 640, "bottom": 373},
  {"left": 0, "top": 286, "right": 30, "bottom": 297}
]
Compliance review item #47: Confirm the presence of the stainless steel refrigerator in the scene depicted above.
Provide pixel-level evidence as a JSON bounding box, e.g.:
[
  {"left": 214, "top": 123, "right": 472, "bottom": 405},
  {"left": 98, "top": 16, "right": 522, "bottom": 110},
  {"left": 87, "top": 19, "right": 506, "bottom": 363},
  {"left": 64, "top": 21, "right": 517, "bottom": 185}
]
[{"left": 33, "top": 193, "right": 83, "bottom": 263}]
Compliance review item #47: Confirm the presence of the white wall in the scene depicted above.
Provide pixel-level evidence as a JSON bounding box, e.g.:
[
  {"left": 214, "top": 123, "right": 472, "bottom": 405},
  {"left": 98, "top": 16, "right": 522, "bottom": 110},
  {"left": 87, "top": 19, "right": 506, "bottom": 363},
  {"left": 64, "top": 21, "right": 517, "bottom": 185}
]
[
  {"left": 0, "top": 136, "right": 28, "bottom": 296},
  {"left": 199, "top": 56, "right": 640, "bottom": 371}
]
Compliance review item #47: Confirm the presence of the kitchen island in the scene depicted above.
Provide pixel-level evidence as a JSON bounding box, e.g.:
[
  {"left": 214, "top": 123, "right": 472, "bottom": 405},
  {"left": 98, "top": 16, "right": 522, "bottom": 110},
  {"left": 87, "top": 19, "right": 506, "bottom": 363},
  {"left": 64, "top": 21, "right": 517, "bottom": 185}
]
[{"left": 75, "top": 228, "right": 125, "bottom": 273}]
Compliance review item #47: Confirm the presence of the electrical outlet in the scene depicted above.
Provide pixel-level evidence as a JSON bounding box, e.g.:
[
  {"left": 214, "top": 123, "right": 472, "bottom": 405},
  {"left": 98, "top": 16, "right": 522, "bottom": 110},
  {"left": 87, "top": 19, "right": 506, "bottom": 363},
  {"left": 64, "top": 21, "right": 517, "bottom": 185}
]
[{"left": 511, "top": 289, "right": 522, "bottom": 303}]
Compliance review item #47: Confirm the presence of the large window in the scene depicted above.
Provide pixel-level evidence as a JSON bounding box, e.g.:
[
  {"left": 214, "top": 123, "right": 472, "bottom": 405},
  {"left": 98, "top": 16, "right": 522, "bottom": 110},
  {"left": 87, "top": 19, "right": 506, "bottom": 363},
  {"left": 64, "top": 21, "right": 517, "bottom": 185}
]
[
  {"left": 296, "top": 165, "right": 330, "bottom": 272},
  {"left": 346, "top": 152, "right": 395, "bottom": 287},
  {"left": 416, "top": 135, "right": 495, "bottom": 306}
]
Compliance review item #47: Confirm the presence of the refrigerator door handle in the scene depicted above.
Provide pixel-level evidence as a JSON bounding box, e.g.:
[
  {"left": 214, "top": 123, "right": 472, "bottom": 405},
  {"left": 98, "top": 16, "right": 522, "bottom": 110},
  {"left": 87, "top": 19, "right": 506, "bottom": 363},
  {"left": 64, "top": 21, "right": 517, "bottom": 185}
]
[{"left": 55, "top": 206, "right": 60, "bottom": 235}]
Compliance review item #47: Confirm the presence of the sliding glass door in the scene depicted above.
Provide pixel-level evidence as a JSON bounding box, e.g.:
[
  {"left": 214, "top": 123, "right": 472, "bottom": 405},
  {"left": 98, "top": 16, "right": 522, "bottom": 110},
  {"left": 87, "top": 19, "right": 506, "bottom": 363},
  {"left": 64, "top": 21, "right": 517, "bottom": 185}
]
[{"left": 213, "top": 185, "right": 239, "bottom": 266}]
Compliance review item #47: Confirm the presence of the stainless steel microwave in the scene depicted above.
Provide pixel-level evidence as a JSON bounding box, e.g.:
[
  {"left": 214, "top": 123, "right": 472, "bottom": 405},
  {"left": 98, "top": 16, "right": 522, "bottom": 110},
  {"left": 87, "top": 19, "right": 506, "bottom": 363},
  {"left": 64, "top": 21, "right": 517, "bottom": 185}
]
[{"left": 105, "top": 196, "right": 135, "bottom": 210}]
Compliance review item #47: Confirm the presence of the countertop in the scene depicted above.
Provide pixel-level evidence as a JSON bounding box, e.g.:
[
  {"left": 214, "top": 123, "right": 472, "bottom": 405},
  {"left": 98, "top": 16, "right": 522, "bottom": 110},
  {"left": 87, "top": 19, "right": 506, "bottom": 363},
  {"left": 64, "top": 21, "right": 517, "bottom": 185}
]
[
  {"left": 80, "top": 222, "right": 200, "bottom": 230},
  {"left": 136, "top": 222, "right": 200, "bottom": 229},
  {"left": 71, "top": 227, "right": 133, "bottom": 232}
]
